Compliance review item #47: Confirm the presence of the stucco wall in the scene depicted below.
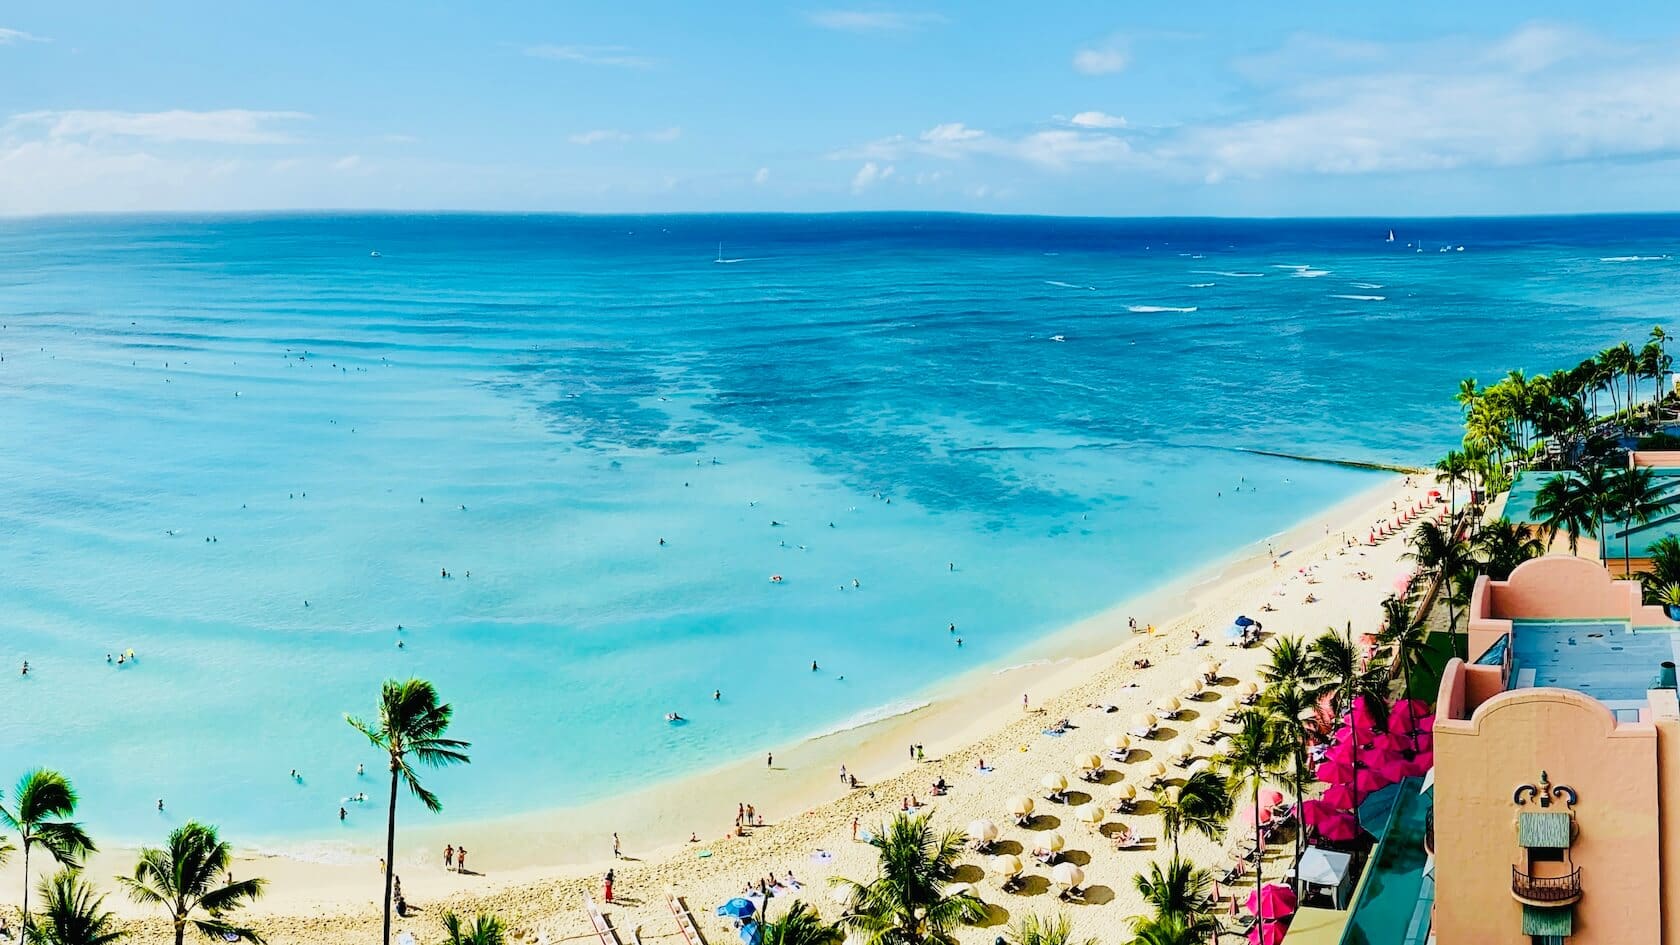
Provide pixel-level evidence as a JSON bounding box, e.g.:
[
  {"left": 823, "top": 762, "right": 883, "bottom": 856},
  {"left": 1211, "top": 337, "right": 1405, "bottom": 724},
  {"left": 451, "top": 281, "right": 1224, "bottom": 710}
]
[
  {"left": 1475, "top": 555, "right": 1674, "bottom": 628},
  {"left": 1435, "top": 688, "right": 1659, "bottom": 944}
]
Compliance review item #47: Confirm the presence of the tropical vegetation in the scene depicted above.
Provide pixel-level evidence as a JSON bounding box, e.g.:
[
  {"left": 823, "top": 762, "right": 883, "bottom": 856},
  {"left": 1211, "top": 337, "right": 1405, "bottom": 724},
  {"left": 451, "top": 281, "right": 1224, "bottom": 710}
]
[
  {"left": 120, "top": 822, "right": 266, "bottom": 945},
  {"left": 831, "top": 812, "right": 986, "bottom": 945}
]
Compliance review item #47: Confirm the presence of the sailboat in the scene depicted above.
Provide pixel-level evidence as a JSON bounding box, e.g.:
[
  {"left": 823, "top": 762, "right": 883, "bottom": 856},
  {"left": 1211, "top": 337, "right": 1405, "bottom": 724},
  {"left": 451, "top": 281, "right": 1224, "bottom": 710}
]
[{"left": 1385, "top": 229, "right": 1395, "bottom": 243}]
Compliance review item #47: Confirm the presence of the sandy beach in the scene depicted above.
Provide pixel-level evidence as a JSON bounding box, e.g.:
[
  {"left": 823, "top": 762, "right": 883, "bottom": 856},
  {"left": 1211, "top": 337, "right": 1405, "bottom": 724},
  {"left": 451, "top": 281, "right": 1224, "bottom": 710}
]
[{"left": 0, "top": 471, "right": 1438, "bottom": 943}]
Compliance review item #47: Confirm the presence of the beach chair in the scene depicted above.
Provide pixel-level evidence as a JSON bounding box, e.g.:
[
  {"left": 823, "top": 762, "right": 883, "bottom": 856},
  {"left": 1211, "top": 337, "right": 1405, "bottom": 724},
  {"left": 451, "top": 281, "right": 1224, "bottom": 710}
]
[
  {"left": 584, "top": 895, "right": 623, "bottom": 945},
  {"left": 668, "top": 895, "right": 706, "bottom": 945}
]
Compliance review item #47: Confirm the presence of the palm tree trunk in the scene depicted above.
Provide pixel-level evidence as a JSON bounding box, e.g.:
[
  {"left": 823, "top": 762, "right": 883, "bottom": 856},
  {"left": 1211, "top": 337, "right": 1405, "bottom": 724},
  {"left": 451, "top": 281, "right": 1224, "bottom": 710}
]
[
  {"left": 383, "top": 763, "right": 399, "bottom": 945},
  {"left": 1253, "top": 779, "right": 1265, "bottom": 945},
  {"left": 176, "top": 917, "right": 186, "bottom": 945},
  {"left": 20, "top": 843, "right": 29, "bottom": 945}
]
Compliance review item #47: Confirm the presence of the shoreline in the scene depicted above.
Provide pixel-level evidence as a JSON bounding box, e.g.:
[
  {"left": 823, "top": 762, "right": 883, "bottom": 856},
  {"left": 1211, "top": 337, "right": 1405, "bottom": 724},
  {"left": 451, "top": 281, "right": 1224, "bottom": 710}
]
[{"left": 4, "top": 469, "right": 1415, "bottom": 935}]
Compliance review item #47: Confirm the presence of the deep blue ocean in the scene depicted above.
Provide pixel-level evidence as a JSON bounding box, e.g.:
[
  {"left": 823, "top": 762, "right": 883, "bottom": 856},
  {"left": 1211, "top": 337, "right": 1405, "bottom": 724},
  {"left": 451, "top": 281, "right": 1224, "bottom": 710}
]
[{"left": 1, "top": 212, "right": 1676, "bottom": 845}]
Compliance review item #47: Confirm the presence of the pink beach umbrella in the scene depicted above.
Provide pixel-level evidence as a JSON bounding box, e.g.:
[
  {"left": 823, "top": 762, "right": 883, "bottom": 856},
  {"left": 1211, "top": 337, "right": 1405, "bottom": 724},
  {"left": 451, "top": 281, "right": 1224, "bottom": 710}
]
[
  {"left": 1375, "top": 758, "right": 1412, "bottom": 785},
  {"left": 1318, "top": 811, "right": 1361, "bottom": 843},
  {"left": 1314, "top": 760, "right": 1353, "bottom": 786},
  {"left": 1356, "top": 765, "right": 1394, "bottom": 796},
  {"left": 1258, "top": 787, "right": 1286, "bottom": 809},
  {"left": 1402, "top": 752, "right": 1434, "bottom": 778},
  {"left": 1322, "top": 783, "right": 1358, "bottom": 813},
  {"left": 1298, "top": 798, "right": 1333, "bottom": 830},
  {"left": 1235, "top": 803, "right": 1274, "bottom": 829},
  {"left": 1247, "top": 918, "right": 1291, "bottom": 945},
  {"left": 1245, "top": 883, "right": 1299, "bottom": 919}
]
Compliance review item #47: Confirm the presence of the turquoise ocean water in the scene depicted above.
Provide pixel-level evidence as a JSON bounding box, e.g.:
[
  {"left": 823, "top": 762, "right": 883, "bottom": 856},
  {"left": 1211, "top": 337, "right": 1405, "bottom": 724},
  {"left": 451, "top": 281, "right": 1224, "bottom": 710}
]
[{"left": 1, "top": 213, "right": 1676, "bottom": 845}]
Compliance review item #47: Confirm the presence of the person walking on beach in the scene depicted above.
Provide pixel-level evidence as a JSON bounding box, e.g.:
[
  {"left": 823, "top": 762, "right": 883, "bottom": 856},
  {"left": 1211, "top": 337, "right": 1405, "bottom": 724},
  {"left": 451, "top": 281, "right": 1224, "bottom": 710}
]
[
  {"left": 604, "top": 869, "right": 614, "bottom": 904},
  {"left": 746, "top": 804, "right": 755, "bottom": 825},
  {"left": 613, "top": 832, "right": 622, "bottom": 859},
  {"left": 839, "top": 763, "right": 847, "bottom": 784},
  {"left": 444, "top": 845, "right": 454, "bottom": 870},
  {"left": 736, "top": 804, "right": 744, "bottom": 827},
  {"left": 852, "top": 817, "right": 859, "bottom": 841},
  {"left": 767, "top": 752, "right": 773, "bottom": 768},
  {"left": 457, "top": 847, "right": 467, "bottom": 873}
]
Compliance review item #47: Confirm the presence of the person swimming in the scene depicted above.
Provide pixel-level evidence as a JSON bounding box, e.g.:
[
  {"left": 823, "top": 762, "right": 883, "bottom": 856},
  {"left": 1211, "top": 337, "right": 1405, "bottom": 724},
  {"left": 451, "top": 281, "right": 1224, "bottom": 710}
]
[{"left": 666, "top": 712, "right": 684, "bottom": 722}]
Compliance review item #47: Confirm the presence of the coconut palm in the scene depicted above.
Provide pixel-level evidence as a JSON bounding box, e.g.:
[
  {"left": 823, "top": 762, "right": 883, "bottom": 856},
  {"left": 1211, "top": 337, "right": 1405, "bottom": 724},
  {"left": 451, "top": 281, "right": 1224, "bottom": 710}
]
[
  {"left": 1004, "top": 913, "right": 1094, "bottom": 945},
  {"left": 1, "top": 769, "right": 96, "bottom": 941},
  {"left": 1259, "top": 681, "right": 1315, "bottom": 865},
  {"left": 1378, "top": 596, "right": 1434, "bottom": 712},
  {"left": 1434, "top": 451, "right": 1469, "bottom": 525},
  {"left": 345, "top": 680, "right": 471, "bottom": 945},
  {"left": 1471, "top": 518, "right": 1545, "bottom": 581},
  {"left": 1125, "top": 915, "right": 1201, "bottom": 945},
  {"left": 1532, "top": 472, "right": 1596, "bottom": 556},
  {"left": 1213, "top": 711, "right": 1290, "bottom": 945},
  {"left": 440, "top": 912, "right": 506, "bottom": 945},
  {"left": 1404, "top": 522, "right": 1472, "bottom": 655},
  {"left": 1610, "top": 466, "right": 1677, "bottom": 576},
  {"left": 119, "top": 822, "right": 265, "bottom": 945},
  {"left": 1131, "top": 857, "right": 1214, "bottom": 933},
  {"left": 24, "top": 871, "right": 124, "bottom": 945},
  {"left": 1259, "top": 636, "right": 1309, "bottom": 689},
  {"left": 1640, "top": 536, "right": 1680, "bottom": 603},
  {"left": 831, "top": 812, "right": 985, "bottom": 945},
  {"left": 1157, "top": 771, "right": 1231, "bottom": 862},
  {"left": 761, "top": 902, "right": 843, "bottom": 945},
  {"left": 1307, "top": 626, "right": 1389, "bottom": 805}
]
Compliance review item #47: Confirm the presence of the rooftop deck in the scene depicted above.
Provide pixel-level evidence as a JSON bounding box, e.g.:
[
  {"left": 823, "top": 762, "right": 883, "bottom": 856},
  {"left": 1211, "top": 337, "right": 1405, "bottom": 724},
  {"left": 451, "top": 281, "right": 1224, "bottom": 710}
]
[{"left": 1510, "top": 619, "right": 1680, "bottom": 709}]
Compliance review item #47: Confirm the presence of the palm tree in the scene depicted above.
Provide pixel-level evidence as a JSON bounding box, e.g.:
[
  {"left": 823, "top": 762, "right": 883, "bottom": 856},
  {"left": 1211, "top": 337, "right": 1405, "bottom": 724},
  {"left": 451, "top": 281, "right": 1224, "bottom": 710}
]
[
  {"left": 1131, "top": 857, "right": 1214, "bottom": 933},
  {"left": 1455, "top": 378, "right": 1479, "bottom": 417},
  {"left": 345, "top": 680, "right": 471, "bottom": 945},
  {"left": 1471, "top": 518, "right": 1546, "bottom": 581},
  {"left": 1259, "top": 682, "right": 1314, "bottom": 866},
  {"left": 24, "top": 871, "right": 124, "bottom": 945},
  {"left": 120, "top": 822, "right": 266, "bottom": 945},
  {"left": 1259, "top": 636, "right": 1309, "bottom": 689},
  {"left": 1532, "top": 472, "right": 1597, "bottom": 556},
  {"left": 1213, "top": 711, "right": 1289, "bottom": 945},
  {"left": 831, "top": 812, "right": 985, "bottom": 945},
  {"left": 1434, "top": 451, "right": 1468, "bottom": 524},
  {"left": 1379, "top": 596, "right": 1434, "bottom": 712},
  {"left": 762, "top": 902, "right": 844, "bottom": 945},
  {"left": 1157, "top": 771, "right": 1231, "bottom": 862},
  {"left": 441, "top": 912, "right": 506, "bottom": 945},
  {"left": 2, "top": 769, "right": 96, "bottom": 941},
  {"left": 1404, "top": 522, "right": 1472, "bottom": 656},
  {"left": 1610, "top": 466, "right": 1677, "bottom": 576},
  {"left": 1640, "top": 536, "right": 1680, "bottom": 603},
  {"left": 1124, "top": 915, "right": 1200, "bottom": 945},
  {"left": 1307, "top": 626, "right": 1389, "bottom": 802},
  {"left": 1005, "top": 913, "right": 1094, "bottom": 945}
]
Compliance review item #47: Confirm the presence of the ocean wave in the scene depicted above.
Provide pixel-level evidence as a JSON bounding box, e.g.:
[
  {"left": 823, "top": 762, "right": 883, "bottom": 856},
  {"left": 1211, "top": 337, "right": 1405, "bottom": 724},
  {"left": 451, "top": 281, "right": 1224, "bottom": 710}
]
[
  {"left": 1187, "top": 282, "right": 1216, "bottom": 288},
  {"left": 247, "top": 842, "right": 367, "bottom": 866},
  {"left": 1044, "top": 280, "right": 1096, "bottom": 290},
  {"left": 992, "top": 658, "right": 1053, "bottom": 675},
  {"left": 809, "top": 699, "right": 933, "bottom": 739},
  {"left": 1127, "top": 305, "right": 1198, "bottom": 313},
  {"left": 1192, "top": 270, "right": 1264, "bottom": 278},
  {"left": 1292, "top": 269, "right": 1330, "bottom": 278},
  {"left": 1599, "top": 255, "right": 1671, "bottom": 262},
  {"left": 1352, "top": 282, "right": 1384, "bottom": 289},
  {"left": 1331, "top": 294, "right": 1386, "bottom": 301},
  {"left": 1270, "top": 264, "right": 1312, "bottom": 271}
]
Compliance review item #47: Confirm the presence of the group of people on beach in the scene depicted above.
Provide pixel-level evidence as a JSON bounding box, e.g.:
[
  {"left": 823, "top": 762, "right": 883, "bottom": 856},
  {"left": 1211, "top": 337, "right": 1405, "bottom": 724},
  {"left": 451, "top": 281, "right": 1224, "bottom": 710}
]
[{"left": 442, "top": 843, "right": 469, "bottom": 873}]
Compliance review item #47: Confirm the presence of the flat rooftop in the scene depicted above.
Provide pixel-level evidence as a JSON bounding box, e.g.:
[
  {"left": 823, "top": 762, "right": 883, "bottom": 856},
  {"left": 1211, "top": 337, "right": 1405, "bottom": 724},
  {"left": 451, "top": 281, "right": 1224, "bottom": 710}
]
[{"left": 1510, "top": 619, "right": 1680, "bottom": 711}]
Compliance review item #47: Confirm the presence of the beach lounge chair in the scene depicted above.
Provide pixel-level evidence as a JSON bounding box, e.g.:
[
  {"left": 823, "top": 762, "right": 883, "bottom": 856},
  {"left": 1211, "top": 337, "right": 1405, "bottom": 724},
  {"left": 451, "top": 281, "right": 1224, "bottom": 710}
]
[
  {"left": 667, "top": 896, "right": 706, "bottom": 945},
  {"left": 584, "top": 895, "right": 623, "bottom": 945}
]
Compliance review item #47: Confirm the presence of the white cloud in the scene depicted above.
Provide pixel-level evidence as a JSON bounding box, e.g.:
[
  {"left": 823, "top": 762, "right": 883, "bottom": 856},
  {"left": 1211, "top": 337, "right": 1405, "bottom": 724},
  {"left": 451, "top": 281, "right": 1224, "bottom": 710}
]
[
  {"left": 6, "top": 109, "right": 310, "bottom": 145},
  {"left": 332, "top": 154, "right": 362, "bottom": 172},
  {"left": 568, "top": 128, "right": 681, "bottom": 146},
  {"left": 753, "top": 167, "right": 770, "bottom": 185},
  {"left": 840, "top": 121, "right": 1135, "bottom": 170},
  {"left": 1068, "top": 110, "right": 1126, "bottom": 129},
  {"left": 851, "top": 161, "right": 894, "bottom": 192},
  {"left": 523, "top": 44, "right": 654, "bottom": 68},
  {"left": 0, "top": 27, "right": 45, "bottom": 44},
  {"left": 808, "top": 10, "right": 943, "bottom": 33},
  {"left": 1072, "top": 37, "right": 1128, "bottom": 76},
  {"left": 646, "top": 126, "right": 682, "bottom": 143},
  {"left": 922, "top": 122, "right": 983, "bottom": 143}
]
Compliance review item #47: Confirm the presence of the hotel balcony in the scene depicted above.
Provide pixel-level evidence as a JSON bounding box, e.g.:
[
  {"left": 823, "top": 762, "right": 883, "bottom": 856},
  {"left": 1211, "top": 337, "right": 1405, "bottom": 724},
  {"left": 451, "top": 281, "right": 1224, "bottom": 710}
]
[{"left": 1511, "top": 866, "right": 1582, "bottom": 907}]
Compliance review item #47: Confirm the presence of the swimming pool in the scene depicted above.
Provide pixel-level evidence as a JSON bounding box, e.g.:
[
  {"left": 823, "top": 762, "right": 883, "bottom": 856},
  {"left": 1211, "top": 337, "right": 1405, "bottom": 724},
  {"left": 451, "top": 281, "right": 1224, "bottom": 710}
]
[{"left": 1509, "top": 619, "right": 1680, "bottom": 703}]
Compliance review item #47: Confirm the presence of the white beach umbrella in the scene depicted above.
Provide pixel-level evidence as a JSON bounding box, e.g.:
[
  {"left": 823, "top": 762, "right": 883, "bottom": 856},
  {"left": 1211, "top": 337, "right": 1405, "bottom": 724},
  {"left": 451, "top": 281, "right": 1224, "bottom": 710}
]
[
  {"left": 992, "top": 854, "right": 1023, "bottom": 878},
  {"left": 967, "top": 819, "right": 1000, "bottom": 844},
  {"left": 1109, "top": 782, "right": 1137, "bottom": 801},
  {"left": 1169, "top": 739, "right": 1194, "bottom": 762},
  {"left": 830, "top": 884, "right": 856, "bottom": 906},
  {"left": 1130, "top": 712, "right": 1157, "bottom": 731},
  {"left": 1141, "top": 761, "right": 1167, "bottom": 781},
  {"left": 1051, "top": 863, "right": 1085, "bottom": 889},
  {"left": 1073, "top": 802, "right": 1105, "bottom": 825},
  {"left": 1042, "top": 772, "right": 1068, "bottom": 792},
  {"left": 1239, "top": 681, "right": 1260, "bottom": 699},
  {"left": 1196, "top": 716, "right": 1221, "bottom": 735},
  {"left": 1200, "top": 660, "right": 1221, "bottom": 679},
  {"left": 1181, "top": 676, "right": 1203, "bottom": 695},
  {"left": 946, "top": 882, "right": 975, "bottom": 898},
  {"left": 1044, "top": 832, "right": 1065, "bottom": 852},
  {"left": 1007, "top": 795, "right": 1035, "bottom": 817},
  {"left": 1074, "top": 753, "right": 1103, "bottom": 772},
  {"left": 1158, "top": 696, "right": 1181, "bottom": 716},
  {"left": 1105, "top": 732, "right": 1131, "bottom": 751}
]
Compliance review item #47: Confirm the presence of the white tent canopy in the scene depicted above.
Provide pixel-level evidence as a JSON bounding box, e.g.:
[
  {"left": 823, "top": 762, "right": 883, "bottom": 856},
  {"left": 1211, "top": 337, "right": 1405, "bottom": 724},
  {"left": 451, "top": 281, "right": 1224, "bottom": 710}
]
[{"left": 1293, "top": 846, "right": 1354, "bottom": 909}]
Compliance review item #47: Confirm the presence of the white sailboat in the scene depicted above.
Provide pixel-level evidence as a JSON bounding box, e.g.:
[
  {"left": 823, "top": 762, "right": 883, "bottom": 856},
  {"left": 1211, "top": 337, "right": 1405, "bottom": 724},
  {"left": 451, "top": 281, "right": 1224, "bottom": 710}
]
[{"left": 1385, "top": 229, "right": 1395, "bottom": 243}]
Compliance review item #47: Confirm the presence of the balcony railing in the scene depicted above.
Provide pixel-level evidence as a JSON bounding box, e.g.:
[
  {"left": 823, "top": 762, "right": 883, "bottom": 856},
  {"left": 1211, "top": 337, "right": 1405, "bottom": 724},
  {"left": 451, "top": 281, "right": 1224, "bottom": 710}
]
[{"left": 1511, "top": 866, "right": 1582, "bottom": 905}]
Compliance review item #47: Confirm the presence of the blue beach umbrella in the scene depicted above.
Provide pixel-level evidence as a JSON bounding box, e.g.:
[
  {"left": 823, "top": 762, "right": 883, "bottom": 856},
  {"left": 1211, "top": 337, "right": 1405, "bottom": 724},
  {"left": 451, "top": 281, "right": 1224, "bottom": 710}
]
[
  {"left": 738, "top": 922, "right": 764, "bottom": 945},
  {"left": 1234, "top": 615, "right": 1255, "bottom": 627},
  {"left": 718, "top": 898, "right": 757, "bottom": 920}
]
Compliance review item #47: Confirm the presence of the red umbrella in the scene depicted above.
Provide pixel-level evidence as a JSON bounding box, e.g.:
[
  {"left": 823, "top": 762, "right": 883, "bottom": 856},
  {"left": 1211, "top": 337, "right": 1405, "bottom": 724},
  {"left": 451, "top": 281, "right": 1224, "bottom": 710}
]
[
  {"left": 1245, "top": 883, "right": 1299, "bottom": 918},
  {"left": 1258, "top": 787, "right": 1286, "bottom": 809}
]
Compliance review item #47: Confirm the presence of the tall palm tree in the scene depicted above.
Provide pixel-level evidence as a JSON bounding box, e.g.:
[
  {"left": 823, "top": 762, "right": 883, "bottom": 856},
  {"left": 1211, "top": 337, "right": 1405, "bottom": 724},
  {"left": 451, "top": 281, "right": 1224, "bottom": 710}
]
[
  {"left": 1214, "top": 711, "right": 1290, "bottom": 945},
  {"left": 1455, "top": 378, "right": 1479, "bottom": 417},
  {"left": 24, "top": 871, "right": 124, "bottom": 945},
  {"left": 345, "top": 680, "right": 471, "bottom": 945},
  {"left": 1532, "top": 472, "right": 1597, "bottom": 556},
  {"left": 1259, "top": 682, "right": 1315, "bottom": 866},
  {"left": 1434, "top": 451, "right": 1468, "bottom": 524},
  {"left": 1610, "top": 466, "right": 1677, "bottom": 576},
  {"left": 1156, "top": 771, "right": 1231, "bottom": 862},
  {"left": 1125, "top": 915, "right": 1200, "bottom": 945},
  {"left": 1307, "top": 627, "right": 1389, "bottom": 801},
  {"left": 762, "top": 902, "right": 844, "bottom": 945},
  {"left": 1259, "top": 636, "right": 1309, "bottom": 689},
  {"left": 1640, "top": 536, "right": 1680, "bottom": 603},
  {"left": 2, "top": 769, "right": 96, "bottom": 941},
  {"left": 831, "top": 812, "right": 985, "bottom": 945},
  {"left": 1131, "top": 857, "right": 1214, "bottom": 933},
  {"left": 1404, "top": 522, "right": 1472, "bottom": 656},
  {"left": 1471, "top": 518, "right": 1546, "bottom": 581},
  {"left": 119, "top": 822, "right": 265, "bottom": 945},
  {"left": 440, "top": 912, "right": 506, "bottom": 945},
  {"left": 1005, "top": 913, "right": 1094, "bottom": 945}
]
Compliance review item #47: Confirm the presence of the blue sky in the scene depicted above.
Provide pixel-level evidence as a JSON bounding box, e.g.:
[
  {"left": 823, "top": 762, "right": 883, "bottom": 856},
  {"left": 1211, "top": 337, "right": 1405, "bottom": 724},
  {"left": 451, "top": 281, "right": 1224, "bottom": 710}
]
[{"left": 5, "top": 2, "right": 1680, "bottom": 215}]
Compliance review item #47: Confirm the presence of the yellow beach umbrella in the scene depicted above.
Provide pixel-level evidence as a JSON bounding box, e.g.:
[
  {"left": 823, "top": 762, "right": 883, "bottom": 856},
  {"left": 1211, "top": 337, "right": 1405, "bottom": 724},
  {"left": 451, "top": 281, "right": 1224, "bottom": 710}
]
[
  {"left": 967, "top": 819, "right": 1000, "bottom": 844},
  {"left": 1196, "top": 716, "right": 1221, "bottom": 735},
  {"left": 1044, "top": 832, "right": 1065, "bottom": 853},
  {"left": 1074, "top": 753, "right": 1103, "bottom": 772},
  {"left": 1159, "top": 696, "right": 1181, "bottom": 715},
  {"left": 1105, "top": 732, "right": 1131, "bottom": 751},
  {"left": 1142, "top": 760, "right": 1167, "bottom": 780},
  {"left": 1181, "top": 676, "right": 1203, "bottom": 695},
  {"left": 1200, "top": 660, "right": 1221, "bottom": 679},
  {"left": 1073, "top": 803, "right": 1105, "bottom": 825},
  {"left": 992, "top": 854, "right": 1024, "bottom": 878},
  {"left": 1051, "top": 862, "right": 1085, "bottom": 889},
  {"left": 1042, "top": 772, "right": 1068, "bottom": 792},
  {"left": 1007, "top": 795, "right": 1035, "bottom": 818}
]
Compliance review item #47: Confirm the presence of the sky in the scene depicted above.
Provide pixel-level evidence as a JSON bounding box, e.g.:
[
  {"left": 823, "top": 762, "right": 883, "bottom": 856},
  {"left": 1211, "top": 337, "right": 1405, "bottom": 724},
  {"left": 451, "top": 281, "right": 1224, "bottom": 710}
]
[{"left": 5, "top": 2, "right": 1680, "bottom": 216}]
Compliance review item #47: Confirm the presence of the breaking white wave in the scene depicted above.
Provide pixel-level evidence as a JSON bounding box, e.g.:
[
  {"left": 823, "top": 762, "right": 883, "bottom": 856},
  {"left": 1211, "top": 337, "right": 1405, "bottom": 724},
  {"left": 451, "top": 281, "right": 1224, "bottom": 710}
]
[
  {"left": 1351, "top": 282, "right": 1384, "bottom": 289},
  {"left": 1045, "top": 280, "right": 1097, "bottom": 290},
  {"left": 1600, "top": 255, "right": 1671, "bottom": 262},
  {"left": 1292, "top": 269, "right": 1331, "bottom": 278},
  {"left": 1192, "top": 270, "right": 1264, "bottom": 278},
  {"left": 1128, "top": 305, "right": 1198, "bottom": 313},
  {"left": 1331, "top": 294, "right": 1386, "bottom": 302}
]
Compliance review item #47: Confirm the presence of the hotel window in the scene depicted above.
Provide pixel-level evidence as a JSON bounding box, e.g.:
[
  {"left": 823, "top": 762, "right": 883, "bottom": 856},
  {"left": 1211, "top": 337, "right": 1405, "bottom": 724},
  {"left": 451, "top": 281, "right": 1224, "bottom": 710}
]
[
  {"left": 1531, "top": 937, "right": 1565, "bottom": 945},
  {"left": 1529, "top": 846, "right": 1566, "bottom": 863}
]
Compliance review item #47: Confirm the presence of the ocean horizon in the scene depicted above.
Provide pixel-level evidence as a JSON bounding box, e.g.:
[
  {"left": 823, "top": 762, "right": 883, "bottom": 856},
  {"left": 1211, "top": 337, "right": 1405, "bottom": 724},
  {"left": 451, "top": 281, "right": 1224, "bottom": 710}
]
[{"left": 3, "top": 212, "right": 1677, "bottom": 846}]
